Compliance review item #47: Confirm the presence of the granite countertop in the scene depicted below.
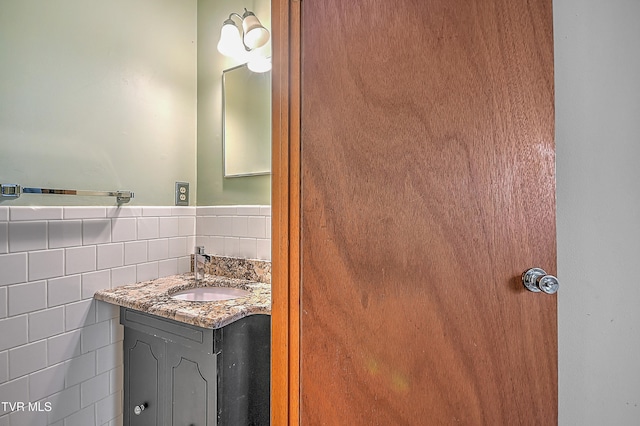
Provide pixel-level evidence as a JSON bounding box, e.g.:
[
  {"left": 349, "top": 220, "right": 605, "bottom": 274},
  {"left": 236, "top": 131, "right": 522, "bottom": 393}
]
[{"left": 94, "top": 273, "right": 271, "bottom": 329}]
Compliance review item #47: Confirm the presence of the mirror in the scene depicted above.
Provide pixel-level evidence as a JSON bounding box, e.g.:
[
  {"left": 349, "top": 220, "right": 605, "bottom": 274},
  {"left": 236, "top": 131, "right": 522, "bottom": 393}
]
[{"left": 222, "top": 64, "right": 272, "bottom": 177}]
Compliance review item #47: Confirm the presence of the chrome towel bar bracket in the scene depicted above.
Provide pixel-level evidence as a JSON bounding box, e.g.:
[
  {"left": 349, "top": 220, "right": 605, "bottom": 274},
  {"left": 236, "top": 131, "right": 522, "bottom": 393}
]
[{"left": 1, "top": 183, "right": 134, "bottom": 203}]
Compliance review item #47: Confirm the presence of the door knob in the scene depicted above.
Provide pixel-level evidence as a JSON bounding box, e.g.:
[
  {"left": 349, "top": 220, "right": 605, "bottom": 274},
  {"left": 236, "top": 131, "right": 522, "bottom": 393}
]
[
  {"left": 522, "top": 268, "right": 559, "bottom": 294},
  {"left": 133, "top": 403, "right": 147, "bottom": 415}
]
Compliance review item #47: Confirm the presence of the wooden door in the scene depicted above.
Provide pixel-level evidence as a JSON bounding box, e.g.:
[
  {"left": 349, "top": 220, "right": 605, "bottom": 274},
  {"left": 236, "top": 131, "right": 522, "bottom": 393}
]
[{"left": 272, "top": 0, "right": 557, "bottom": 424}]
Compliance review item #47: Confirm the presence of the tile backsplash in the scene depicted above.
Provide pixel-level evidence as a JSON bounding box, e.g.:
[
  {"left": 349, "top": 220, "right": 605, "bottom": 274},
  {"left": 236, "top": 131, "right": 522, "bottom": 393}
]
[
  {"left": 196, "top": 205, "right": 271, "bottom": 261},
  {"left": 0, "top": 205, "right": 270, "bottom": 425}
]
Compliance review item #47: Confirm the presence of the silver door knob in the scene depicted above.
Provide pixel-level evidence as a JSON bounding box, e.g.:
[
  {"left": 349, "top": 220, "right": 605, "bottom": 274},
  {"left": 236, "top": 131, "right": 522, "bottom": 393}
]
[
  {"left": 134, "top": 403, "right": 146, "bottom": 415},
  {"left": 522, "top": 268, "right": 559, "bottom": 294}
]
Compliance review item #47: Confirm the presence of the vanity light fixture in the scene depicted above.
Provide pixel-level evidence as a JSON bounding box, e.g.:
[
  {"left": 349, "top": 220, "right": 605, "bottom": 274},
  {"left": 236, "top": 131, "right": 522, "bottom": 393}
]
[
  {"left": 247, "top": 56, "right": 272, "bottom": 73},
  {"left": 217, "top": 9, "right": 270, "bottom": 58}
]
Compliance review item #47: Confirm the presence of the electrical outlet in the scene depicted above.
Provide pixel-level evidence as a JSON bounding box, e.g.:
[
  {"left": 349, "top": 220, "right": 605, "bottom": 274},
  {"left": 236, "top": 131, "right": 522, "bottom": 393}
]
[{"left": 175, "top": 182, "right": 189, "bottom": 206}]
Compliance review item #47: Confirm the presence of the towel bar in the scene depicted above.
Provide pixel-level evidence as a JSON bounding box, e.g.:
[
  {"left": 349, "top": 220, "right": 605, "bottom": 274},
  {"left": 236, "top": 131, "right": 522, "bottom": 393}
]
[{"left": 1, "top": 183, "right": 134, "bottom": 203}]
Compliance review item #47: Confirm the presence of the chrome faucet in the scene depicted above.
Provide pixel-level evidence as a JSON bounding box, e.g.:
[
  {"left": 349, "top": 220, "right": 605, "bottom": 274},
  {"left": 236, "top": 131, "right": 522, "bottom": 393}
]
[{"left": 194, "top": 246, "right": 206, "bottom": 285}]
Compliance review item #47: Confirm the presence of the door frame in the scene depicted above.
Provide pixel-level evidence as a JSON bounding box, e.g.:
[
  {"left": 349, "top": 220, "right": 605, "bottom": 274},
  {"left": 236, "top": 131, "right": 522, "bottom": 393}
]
[{"left": 271, "top": 1, "right": 301, "bottom": 425}]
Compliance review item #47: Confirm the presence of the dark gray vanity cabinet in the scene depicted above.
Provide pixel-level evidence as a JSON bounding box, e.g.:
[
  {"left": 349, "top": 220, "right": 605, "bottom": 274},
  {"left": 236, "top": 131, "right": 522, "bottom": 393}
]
[
  {"left": 121, "top": 308, "right": 270, "bottom": 426},
  {"left": 123, "top": 326, "right": 163, "bottom": 426}
]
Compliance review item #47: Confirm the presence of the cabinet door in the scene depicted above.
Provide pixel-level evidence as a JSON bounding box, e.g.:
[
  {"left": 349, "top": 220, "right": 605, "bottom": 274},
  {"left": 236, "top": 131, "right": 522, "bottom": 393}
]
[
  {"left": 124, "top": 330, "right": 163, "bottom": 426},
  {"left": 166, "top": 345, "right": 217, "bottom": 426}
]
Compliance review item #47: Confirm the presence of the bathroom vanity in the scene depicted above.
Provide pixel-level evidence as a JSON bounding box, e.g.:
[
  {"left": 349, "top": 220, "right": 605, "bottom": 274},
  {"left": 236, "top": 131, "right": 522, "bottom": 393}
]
[
  {"left": 94, "top": 260, "right": 271, "bottom": 426},
  {"left": 121, "top": 308, "right": 270, "bottom": 426}
]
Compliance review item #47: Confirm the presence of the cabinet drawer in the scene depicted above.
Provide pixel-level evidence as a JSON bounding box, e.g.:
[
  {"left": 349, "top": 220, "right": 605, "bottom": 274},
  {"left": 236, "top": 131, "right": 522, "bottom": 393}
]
[{"left": 120, "top": 307, "right": 215, "bottom": 353}]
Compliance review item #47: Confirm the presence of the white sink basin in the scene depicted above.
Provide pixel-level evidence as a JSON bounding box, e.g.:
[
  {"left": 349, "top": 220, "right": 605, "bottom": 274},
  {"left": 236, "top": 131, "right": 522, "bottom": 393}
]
[{"left": 170, "top": 287, "right": 250, "bottom": 302}]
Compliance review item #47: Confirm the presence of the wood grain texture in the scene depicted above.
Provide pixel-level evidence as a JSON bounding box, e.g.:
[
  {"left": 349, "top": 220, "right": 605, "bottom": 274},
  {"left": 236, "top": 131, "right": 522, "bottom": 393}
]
[
  {"left": 288, "top": 2, "right": 302, "bottom": 423},
  {"left": 270, "top": 0, "right": 288, "bottom": 422},
  {"left": 299, "top": 0, "right": 556, "bottom": 424},
  {"left": 271, "top": 0, "right": 301, "bottom": 424}
]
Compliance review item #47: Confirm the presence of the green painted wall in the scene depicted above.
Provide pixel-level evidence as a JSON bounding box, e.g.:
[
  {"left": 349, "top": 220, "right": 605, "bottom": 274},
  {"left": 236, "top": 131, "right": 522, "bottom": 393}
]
[
  {"left": 196, "top": 0, "right": 271, "bottom": 206},
  {"left": 0, "top": 0, "right": 197, "bottom": 206},
  {"left": 0, "top": 0, "right": 270, "bottom": 207}
]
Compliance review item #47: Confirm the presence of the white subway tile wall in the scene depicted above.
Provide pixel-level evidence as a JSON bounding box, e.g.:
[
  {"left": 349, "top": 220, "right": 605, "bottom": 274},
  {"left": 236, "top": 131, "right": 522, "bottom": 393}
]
[
  {"left": 196, "top": 205, "right": 272, "bottom": 261},
  {"left": 0, "top": 287, "right": 6, "bottom": 318},
  {"left": 0, "top": 205, "right": 270, "bottom": 425},
  {"left": 48, "top": 220, "right": 83, "bottom": 249},
  {"left": 0, "top": 224, "right": 7, "bottom": 254},
  {"left": 0, "top": 206, "right": 195, "bottom": 425},
  {"left": 0, "top": 352, "right": 6, "bottom": 383}
]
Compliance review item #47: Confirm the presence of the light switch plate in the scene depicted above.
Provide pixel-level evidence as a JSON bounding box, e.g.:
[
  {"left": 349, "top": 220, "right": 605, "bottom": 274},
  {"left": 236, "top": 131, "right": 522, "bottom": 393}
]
[{"left": 175, "top": 182, "right": 189, "bottom": 206}]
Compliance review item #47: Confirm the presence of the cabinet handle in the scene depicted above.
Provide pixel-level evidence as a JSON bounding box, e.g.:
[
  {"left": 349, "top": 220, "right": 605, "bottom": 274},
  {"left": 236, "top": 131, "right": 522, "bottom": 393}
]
[{"left": 133, "top": 403, "right": 147, "bottom": 415}]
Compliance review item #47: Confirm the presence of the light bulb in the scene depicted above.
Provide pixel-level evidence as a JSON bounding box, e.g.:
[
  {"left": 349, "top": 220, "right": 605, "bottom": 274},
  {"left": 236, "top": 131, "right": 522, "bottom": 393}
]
[
  {"left": 217, "top": 21, "right": 243, "bottom": 57},
  {"left": 241, "top": 11, "right": 270, "bottom": 50},
  {"left": 248, "top": 56, "right": 272, "bottom": 73}
]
